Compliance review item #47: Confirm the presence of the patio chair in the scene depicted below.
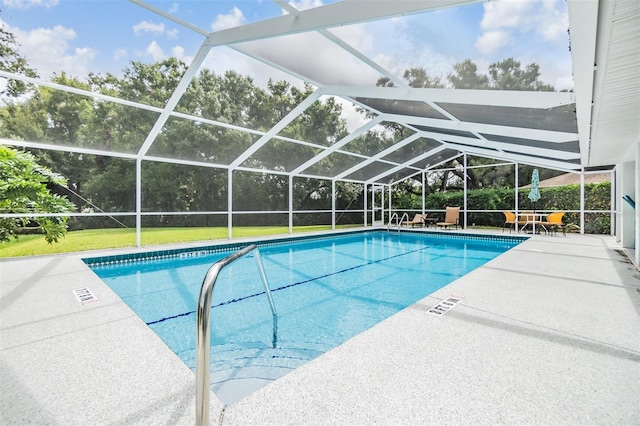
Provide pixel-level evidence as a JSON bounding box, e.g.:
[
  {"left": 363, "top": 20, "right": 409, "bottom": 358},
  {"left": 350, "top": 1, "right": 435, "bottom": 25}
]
[
  {"left": 541, "top": 211, "right": 566, "bottom": 236},
  {"left": 436, "top": 207, "right": 460, "bottom": 230},
  {"left": 403, "top": 213, "right": 425, "bottom": 228},
  {"left": 502, "top": 211, "right": 518, "bottom": 233}
]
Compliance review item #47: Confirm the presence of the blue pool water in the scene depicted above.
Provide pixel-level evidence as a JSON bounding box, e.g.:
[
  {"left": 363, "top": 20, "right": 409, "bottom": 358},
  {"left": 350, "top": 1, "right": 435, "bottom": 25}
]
[{"left": 86, "top": 231, "right": 522, "bottom": 404}]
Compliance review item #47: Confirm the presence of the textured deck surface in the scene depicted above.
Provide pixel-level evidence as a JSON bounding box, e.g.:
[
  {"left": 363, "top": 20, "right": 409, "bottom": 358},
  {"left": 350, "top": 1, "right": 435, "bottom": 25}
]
[{"left": 1, "top": 231, "right": 639, "bottom": 424}]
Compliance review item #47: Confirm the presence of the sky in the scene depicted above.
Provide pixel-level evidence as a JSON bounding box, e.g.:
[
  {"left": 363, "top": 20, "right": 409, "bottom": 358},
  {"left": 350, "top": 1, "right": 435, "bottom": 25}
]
[{"left": 1, "top": 0, "right": 574, "bottom": 129}]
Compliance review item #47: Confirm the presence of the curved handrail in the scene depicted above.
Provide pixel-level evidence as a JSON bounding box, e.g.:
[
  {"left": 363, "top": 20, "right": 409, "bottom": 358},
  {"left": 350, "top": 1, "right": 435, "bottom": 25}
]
[
  {"left": 399, "top": 212, "right": 409, "bottom": 228},
  {"left": 388, "top": 212, "right": 409, "bottom": 231},
  {"left": 387, "top": 212, "right": 399, "bottom": 230},
  {"left": 253, "top": 248, "right": 278, "bottom": 348},
  {"left": 195, "top": 244, "right": 277, "bottom": 425}
]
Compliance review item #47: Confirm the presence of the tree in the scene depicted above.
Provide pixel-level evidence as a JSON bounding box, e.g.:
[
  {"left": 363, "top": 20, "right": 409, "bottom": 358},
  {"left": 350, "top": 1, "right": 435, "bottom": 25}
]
[
  {"left": 448, "top": 59, "right": 489, "bottom": 89},
  {"left": 0, "top": 145, "right": 75, "bottom": 243},
  {"left": 449, "top": 58, "right": 554, "bottom": 91},
  {"left": 488, "top": 58, "right": 554, "bottom": 91},
  {"left": 403, "top": 67, "right": 444, "bottom": 88}
]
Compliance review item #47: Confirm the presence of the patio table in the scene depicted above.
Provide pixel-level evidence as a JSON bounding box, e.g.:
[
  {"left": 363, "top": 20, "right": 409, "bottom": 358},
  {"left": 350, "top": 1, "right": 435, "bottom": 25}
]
[
  {"left": 518, "top": 212, "right": 547, "bottom": 234},
  {"left": 423, "top": 217, "right": 437, "bottom": 228}
]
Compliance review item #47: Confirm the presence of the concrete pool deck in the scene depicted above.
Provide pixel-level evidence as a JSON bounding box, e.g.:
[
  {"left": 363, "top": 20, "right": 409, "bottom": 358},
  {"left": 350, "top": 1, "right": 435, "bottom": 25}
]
[{"left": 1, "top": 230, "right": 639, "bottom": 424}]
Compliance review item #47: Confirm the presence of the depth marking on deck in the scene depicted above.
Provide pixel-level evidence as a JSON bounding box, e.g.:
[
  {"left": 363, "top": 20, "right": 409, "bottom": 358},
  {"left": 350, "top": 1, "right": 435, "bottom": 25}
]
[
  {"left": 428, "top": 295, "right": 463, "bottom": 316},
  {"left": 73, "top": 287, "right": 99, "bottom": 305}
]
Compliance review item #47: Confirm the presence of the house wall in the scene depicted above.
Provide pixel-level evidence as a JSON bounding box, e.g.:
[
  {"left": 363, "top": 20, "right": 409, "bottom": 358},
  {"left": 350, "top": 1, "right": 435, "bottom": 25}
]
[{"left": 618, "top": 139, "right": 639, "bottom": 266}]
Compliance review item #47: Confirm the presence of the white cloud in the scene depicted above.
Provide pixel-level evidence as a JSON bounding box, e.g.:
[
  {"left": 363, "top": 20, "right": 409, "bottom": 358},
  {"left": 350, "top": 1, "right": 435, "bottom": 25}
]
[
  {"left": 113, "top": 48, "right": 127, "bottom": 61},
  {"left": 480, "top": 0, "right": 534, "bottom": 30},
  {"left": 479, "top": 0, "right": 568, "bottom": 42},
  {"left": 335, "top": 98, "right": 368, "bottom": 132},
  {"left": 475, "top": 30, "right": 510, "bottom": 55},
  {"left": 133, "top": 20, "right": 166, "bottom": 36},
  {"left": 7, "top": 22, "right": 95, "bottom": 78},
  {"left": 554, "top": 74, "right": 573, "bottom": 91},
  {"left": 136, "top": 41, "right": 192, "bottom": 65},
  {"left": 288, "top": 0, "right": 323, "bottom": 11},
  {"left": 212, "top": 7, "right": 245, "bottom": 31},
  {"left": 145, "top": 40, "right": 166, "bottom": 62},
  {"left": 168, "top": 2, "right": 179, "bottom": 14},
  {"left": 537, "top": 0, "right": 568, "bottom": 41},
  {"left": 171, "top": 45, "right": 192, "bottom": 64},
  {"left": 475, "top": 0, "right": 573, "bottom": 90},
  {"left": 2, "top": 0, "right": 58, "bottom": 9},
  {"left": 166, "top": 28, "right": 179, "bottom": 38}
]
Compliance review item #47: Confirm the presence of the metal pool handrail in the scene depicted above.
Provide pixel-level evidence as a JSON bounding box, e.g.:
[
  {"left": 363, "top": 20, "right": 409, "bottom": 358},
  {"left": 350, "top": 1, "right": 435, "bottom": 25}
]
[
  {"left": 195, "top": 244, "right": 278, "bottom": 426},
  {"left": 387, "top": 212, "right": 398, "bottom": 230},
  {"left": 387, "top": 212, "right": 409, "bottom": 231}
]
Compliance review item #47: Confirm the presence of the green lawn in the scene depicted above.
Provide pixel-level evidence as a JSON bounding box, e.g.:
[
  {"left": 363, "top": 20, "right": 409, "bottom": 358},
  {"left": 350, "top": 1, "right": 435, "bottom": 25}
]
[{"left": 0, "top": 225, "right": 360, "bottom": 258}]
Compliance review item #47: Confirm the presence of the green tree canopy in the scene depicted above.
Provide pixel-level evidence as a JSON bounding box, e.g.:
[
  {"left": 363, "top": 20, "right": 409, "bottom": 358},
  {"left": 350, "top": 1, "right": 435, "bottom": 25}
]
[
  {"left": 488, "top": 58, "right": 554, "bottom": 91},
  {"left": 447, "top": 59, "right": 489, "bottom": 89},
  {"left": 0, "top": 13, "right": 563, "bottom": 230},
  {"left": 0, "top": 145, "right": 75, "bottom": 243}
]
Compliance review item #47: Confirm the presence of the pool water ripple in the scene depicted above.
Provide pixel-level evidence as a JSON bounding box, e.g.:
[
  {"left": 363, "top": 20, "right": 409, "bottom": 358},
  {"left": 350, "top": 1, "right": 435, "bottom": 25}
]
[
  {"left": 87, "top": 231, "right": 523, "bottom": 405},
  {"left": 147, "top": 241, "right": 437, "bottom": 326}
]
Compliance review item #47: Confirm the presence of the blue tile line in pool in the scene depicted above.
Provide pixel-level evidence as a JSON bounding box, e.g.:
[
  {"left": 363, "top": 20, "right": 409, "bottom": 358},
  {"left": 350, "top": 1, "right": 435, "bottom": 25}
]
[
  {"left": 83, "top": 229, "right": 527, "bottom": 268},
  {"left": 145, "top": 241, "right": 448, "bottom": 326}
]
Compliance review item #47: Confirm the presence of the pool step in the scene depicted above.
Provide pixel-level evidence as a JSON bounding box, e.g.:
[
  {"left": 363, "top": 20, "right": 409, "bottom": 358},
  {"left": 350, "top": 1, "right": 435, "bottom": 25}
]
[{"left": 183, "top": 340, "right": 331, "bottom": 405}]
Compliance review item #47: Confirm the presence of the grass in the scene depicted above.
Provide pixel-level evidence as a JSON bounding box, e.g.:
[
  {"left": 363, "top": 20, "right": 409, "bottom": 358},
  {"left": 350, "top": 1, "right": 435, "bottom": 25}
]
[{"left": 0, "top": 225, "right": 360, "bottom": 258}]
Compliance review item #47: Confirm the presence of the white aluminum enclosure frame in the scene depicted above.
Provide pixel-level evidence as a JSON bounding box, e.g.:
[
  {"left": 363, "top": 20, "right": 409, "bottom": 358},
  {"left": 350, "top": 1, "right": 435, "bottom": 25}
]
[{"left": 0, "top": 0, "right": 637, "bottom": 259}]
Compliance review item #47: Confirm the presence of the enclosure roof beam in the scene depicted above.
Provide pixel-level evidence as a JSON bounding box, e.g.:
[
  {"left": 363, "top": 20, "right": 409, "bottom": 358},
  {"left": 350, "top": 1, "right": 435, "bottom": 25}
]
[
  {"left": 136, "top": 43, "right": 211, "bottom": 159},
  {"left": 129, "top": 0, "right": 209, "bottom": 36},
  {"left": 334, "top": 132, "right": 422, "bottom": 180},
  {"left": 274, "top": 0, "right": 408, "bottom": 88},
  {"left": 206, "top": 0, "right": 482, "bottom": 47},
  {"left": 0, "top": 70, "right": 165, "bottom": 114},
  {"left": 416, "top": 131, "right": 580, "bottom": 161},
  {"left": 567, "top": 0, "right": 599, "bottom": 166},
  {"left": 391, "top": 152, "right": 471, "bottom": 187},
  {"left": 322, "top": 86, "right": 576, "bottom": 109},
  {"left": 0, "top": 139, "right": 138, "bottom": 160},
  {"left": 228, "top": 89, "right": 323, "bottom": 168},
  {"left": 289, "top": 116, "right": 384, "bottom": 176},
  {"left": 366, "top": 145, "right": 450, "bottom": 184},
  {"left": 382, "top": 114, "right": 578, "bottom": 143},
  {"left": 0, "top": 70, "right": 345, "bottom": 155},
  {"left": 442, "top": 144, "right": 581, "bottom": 172}
]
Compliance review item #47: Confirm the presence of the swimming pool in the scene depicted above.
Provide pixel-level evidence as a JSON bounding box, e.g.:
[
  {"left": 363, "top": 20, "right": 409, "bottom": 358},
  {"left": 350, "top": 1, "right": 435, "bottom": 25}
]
[{"left": 85, "top": 230, "right": 523, "bottom": 404}]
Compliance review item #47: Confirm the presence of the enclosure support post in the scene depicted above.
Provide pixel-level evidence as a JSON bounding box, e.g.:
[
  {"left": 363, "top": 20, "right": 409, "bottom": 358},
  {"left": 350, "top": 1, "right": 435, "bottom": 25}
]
[
  {"left": 422, "top": 171, "right": 426, "bottom": 216},
  {"left": 289, "top": 175, "right": 293, "bottom": 234},
  {"left": 227, "top": 169, "right": 233, "bottom": 240},
  {"left": 610, "top": 169, "right": 615, "bottom": 236},
  {"left": 135, "top": 158, "right": 142, "bottom": 248},
  {"left": 635, "top": 144, "right": 640, "bottom": 267},
  {"left": 580, "top": 169, "right": 585, "bottom": 234},
  {"left": 615, "top": 165, "right": 621, "bottom": 242},
  {"left": 514, "top": 162, "right": 519, "bottom": 215},
  {"left": 463, "top": 153, "right": 468, "bottom": 228},
  {"left": 370, "top": 186, "right": 373, "bottom": 226},
  {"left": 331, "top": 180, "right": 336, "bottom": 230},
  {"left": 364, "top": 183, "right": 368, "bottom": 227},
  {"left": 387, "top": 185, "right": 391, "bottom": 224}
]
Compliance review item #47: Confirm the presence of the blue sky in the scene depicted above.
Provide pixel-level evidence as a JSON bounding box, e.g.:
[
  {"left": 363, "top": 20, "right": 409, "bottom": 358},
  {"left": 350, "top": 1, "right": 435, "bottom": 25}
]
[{"left": 2, "top": 0, "right": 573, "bottom": 91}]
